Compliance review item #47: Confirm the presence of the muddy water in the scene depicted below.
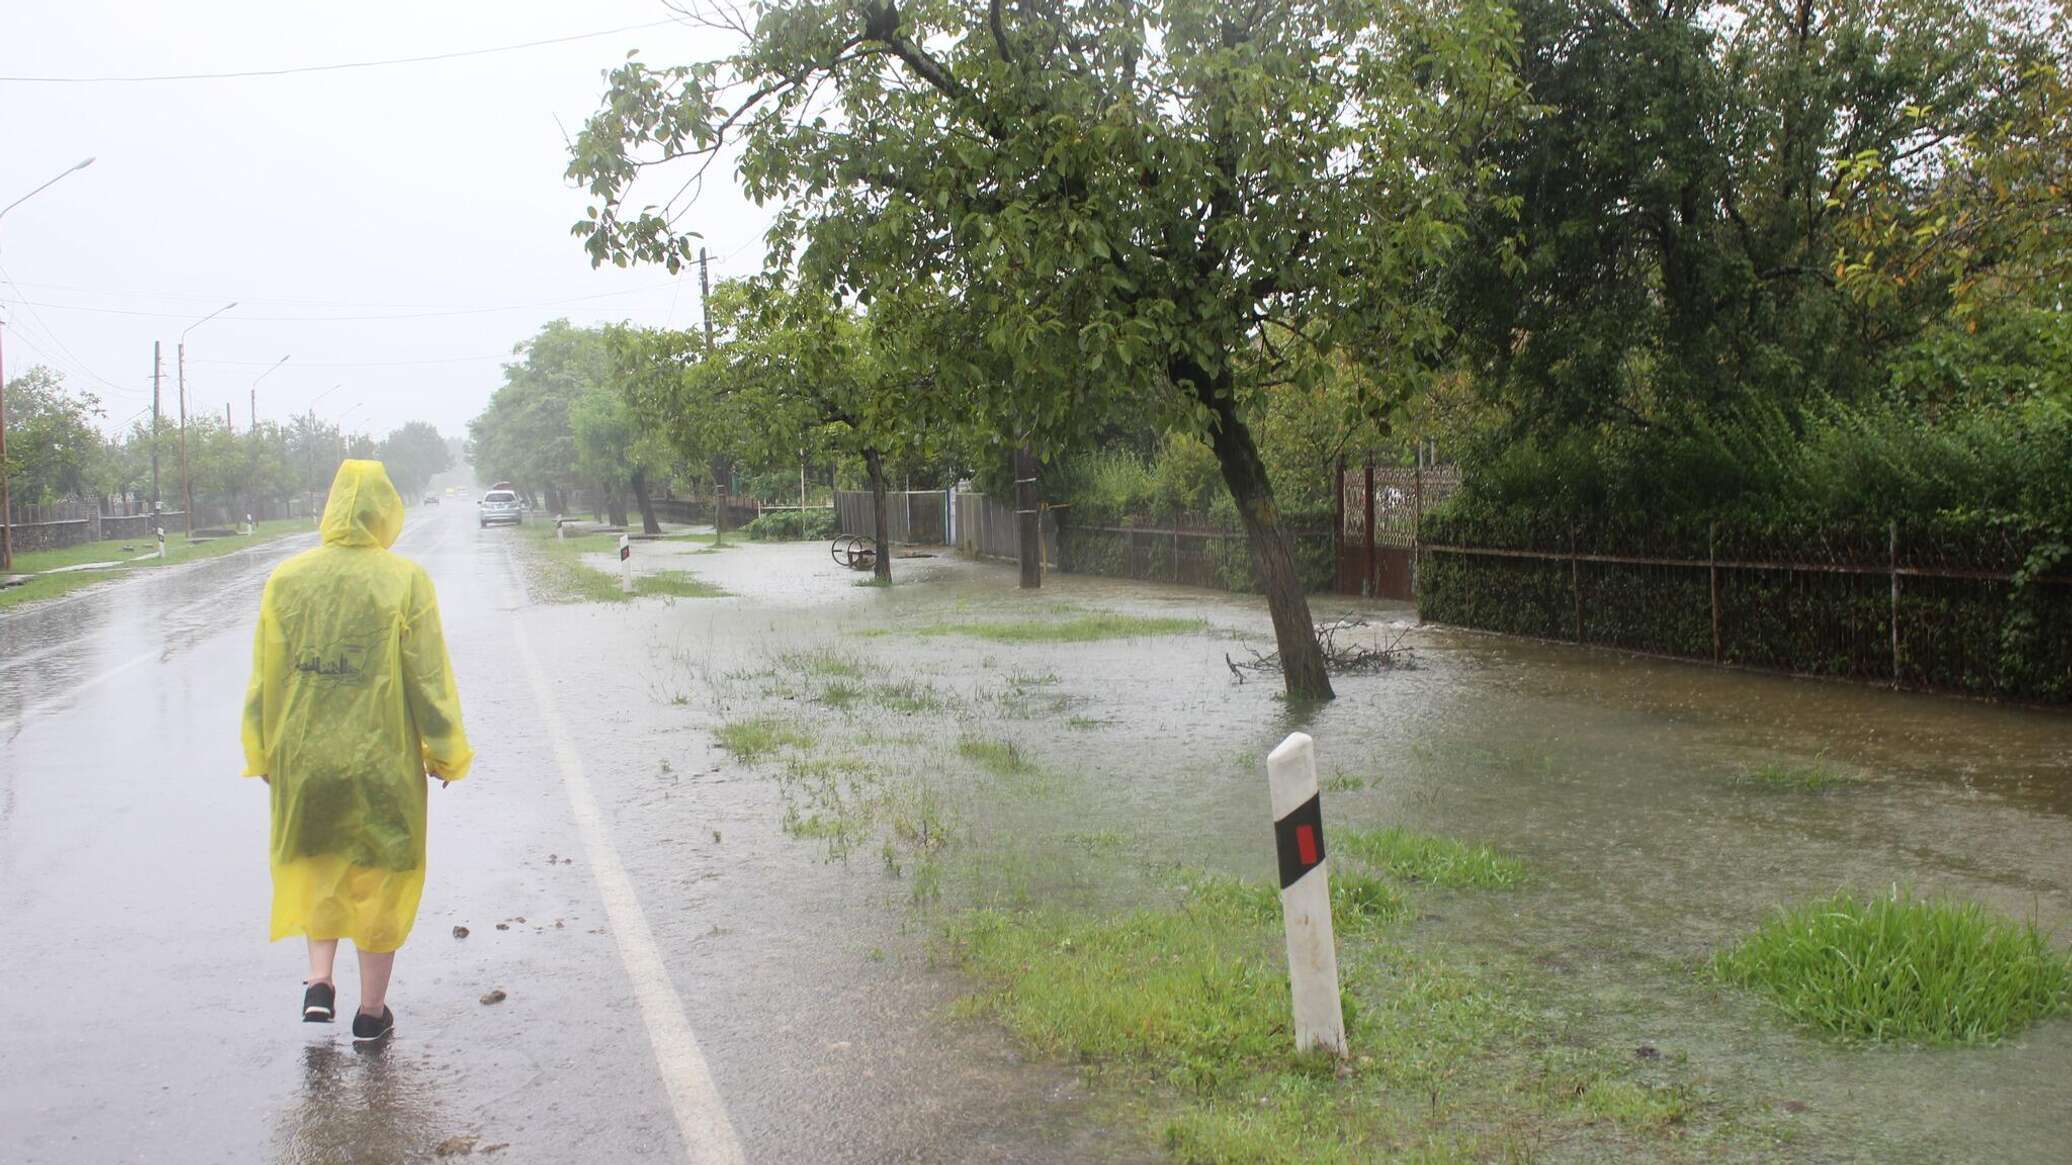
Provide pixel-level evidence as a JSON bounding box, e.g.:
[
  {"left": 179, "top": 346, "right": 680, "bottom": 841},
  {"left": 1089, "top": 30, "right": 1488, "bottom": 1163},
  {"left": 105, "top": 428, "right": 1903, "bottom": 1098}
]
[{"left": 606, "top": 539, "right": 2072, "bottom": 1162}]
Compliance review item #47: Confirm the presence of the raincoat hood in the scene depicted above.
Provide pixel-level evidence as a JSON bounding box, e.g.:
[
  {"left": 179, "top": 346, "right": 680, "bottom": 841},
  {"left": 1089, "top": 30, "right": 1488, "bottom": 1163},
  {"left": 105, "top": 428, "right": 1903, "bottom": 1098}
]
[{"left": 320, "top": 460, "right": 405, "bottom": 549}]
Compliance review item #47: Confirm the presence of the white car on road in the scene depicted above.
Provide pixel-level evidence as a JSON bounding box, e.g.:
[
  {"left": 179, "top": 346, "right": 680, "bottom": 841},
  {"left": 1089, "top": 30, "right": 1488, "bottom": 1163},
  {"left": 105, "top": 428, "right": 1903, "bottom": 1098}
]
[{"left": 478, "top": 489, "right": 524, "bottom": 528}]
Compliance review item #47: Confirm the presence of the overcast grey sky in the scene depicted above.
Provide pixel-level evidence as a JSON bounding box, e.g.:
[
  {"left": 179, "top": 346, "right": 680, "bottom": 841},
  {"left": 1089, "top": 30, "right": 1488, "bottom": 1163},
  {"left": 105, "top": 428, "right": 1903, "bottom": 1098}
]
[{"left": 0, "top": 0, "right": 768, "bottom": 444}]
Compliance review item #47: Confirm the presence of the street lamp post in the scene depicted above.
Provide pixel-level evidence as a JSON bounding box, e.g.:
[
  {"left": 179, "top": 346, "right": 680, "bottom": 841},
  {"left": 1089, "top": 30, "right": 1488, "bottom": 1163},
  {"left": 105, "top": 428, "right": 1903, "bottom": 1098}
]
[
  {"left": 249, "top": 354, "right": 289, "bottom": 431},
  {"left": 177, "top": 301, "right": 237, "bottom": 537},
  {"left": 245, "top": 355, "right": 288, "bottom": 523},
  {"left": 0, "top": 155, "right": 96, "bottom": 573}
]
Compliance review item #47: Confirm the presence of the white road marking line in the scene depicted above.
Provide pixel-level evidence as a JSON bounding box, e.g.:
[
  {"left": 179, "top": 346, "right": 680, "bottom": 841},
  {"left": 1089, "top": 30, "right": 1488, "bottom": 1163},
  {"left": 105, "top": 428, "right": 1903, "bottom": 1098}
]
[{"left": 511, "top": 617, "right": 745, "bottom": 1165}]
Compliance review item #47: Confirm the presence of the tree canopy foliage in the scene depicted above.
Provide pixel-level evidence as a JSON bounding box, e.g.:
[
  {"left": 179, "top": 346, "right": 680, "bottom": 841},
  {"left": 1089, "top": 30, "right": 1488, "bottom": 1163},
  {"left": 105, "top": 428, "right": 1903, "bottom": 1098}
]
[{"left": 570, "top": 0, "right": 1532, "bottom": 697}]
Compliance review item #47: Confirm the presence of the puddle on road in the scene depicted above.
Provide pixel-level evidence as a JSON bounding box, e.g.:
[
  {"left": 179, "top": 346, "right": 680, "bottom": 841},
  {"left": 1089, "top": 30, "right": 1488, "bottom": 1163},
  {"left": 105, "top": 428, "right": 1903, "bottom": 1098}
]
[{"left": 532, "top": 540, "right": 2072, "bottom": 1163}]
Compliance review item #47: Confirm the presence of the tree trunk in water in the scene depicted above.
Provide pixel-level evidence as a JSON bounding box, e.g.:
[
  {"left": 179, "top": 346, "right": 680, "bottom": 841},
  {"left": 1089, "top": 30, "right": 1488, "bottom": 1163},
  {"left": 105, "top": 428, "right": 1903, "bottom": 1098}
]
[
  {"left": 631, "top": 467, "right": 662, "bottom": 535},
  {"left": 1014, "top": 447, "right": 1042, "bottom": 589},
  {"left": 1185, "top": 357, "right": 1335, "bottom": 701},
  {"left": 864, "top": 446, "right": 893, "bottom": 583},
  {"left": 606, "top": 485, "right": 629, "bottom": 528}
]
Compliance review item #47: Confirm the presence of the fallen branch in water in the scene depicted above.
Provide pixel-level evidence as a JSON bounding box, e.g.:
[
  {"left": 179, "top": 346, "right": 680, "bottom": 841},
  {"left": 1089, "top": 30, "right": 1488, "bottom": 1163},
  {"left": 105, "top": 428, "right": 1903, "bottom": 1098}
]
[{"left": 1226, "top": 615, "right": 1415, "bottom": 683}]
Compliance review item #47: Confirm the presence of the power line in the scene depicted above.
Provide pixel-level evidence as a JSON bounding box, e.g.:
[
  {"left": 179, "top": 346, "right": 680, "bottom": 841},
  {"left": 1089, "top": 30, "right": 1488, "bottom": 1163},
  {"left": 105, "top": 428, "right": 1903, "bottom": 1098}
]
[
  {"left": 0, "top": 261, "right": 145, "bottom": 397},
  {"left": 0, "top": 18, "right": 686, "bottom": 84},
  {"left": 192, "top": 353, "right": 512, "bottom": 368},
  {"left": 2, "top": 277, "right": 686, "bottom": 312},
  {"left": 1, "top": 282, "right": 691, "bottom": 322}
]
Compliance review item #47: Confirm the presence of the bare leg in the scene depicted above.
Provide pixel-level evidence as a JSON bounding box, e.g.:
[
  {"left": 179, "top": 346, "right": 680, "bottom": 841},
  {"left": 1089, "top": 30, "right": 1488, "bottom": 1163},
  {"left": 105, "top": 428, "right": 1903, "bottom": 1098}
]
[
  {"left": 356, "top": 947, "right": 396, "bottom": 1017},
  {"left": 306, "top": 938, "right": 338, "bottom": 985}
]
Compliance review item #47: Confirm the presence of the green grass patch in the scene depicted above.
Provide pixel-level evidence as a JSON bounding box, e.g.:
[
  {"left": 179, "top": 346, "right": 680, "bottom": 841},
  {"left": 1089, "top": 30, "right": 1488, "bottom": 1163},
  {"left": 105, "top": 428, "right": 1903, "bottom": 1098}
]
[
  {"left": 1575, "top": 1078, "right": 1692, "bottom": 1130},
  {"left": 1, "top": 518, "right": 314, "bottom": 610},
  {"left": 883, "top": 611, "right": 1206, "bottom": 643},
  {"left": 778, "top": 648, "right": 866, "bottom": 678},
  {"left": 714, "top": 716, "right": 817, "bottom": 763},
  {"left": 957, "top": 737, "right": 1037, "bottom": 779},
  {"left": 1336, "top": 827, "right": 1527, "bottom": 889},
  {"left": 639, "top": 570, "right": 726, "bottom": 598},
  {"left": 813, "top": 677, "right": 946, "bottom": 714},
  {"left": 1736, "top": 760, "right": 1854, "bottom": 794},
  {"left": 1711, "top": 888, "right": 2072, "bottom": 1044}
]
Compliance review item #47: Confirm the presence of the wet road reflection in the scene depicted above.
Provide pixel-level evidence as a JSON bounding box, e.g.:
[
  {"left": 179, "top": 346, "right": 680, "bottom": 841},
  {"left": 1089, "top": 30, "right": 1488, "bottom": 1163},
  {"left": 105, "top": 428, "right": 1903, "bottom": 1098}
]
[{"left": 272, "top": 1042, "right": 445, "bottom": 1165}]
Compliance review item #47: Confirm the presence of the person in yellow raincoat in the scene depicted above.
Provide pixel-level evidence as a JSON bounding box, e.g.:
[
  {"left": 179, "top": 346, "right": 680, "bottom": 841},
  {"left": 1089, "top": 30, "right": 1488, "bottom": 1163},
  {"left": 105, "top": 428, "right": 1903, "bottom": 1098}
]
[{"left": 242, "top": 459, "right": 473, "bottom": 1043}]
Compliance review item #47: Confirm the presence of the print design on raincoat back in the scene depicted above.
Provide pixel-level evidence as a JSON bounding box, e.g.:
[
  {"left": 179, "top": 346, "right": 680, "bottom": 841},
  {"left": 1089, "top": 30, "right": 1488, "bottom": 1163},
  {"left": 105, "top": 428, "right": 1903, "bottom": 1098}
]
[{"left": 242, "top": 460, "right": 474, "bottom": 953}]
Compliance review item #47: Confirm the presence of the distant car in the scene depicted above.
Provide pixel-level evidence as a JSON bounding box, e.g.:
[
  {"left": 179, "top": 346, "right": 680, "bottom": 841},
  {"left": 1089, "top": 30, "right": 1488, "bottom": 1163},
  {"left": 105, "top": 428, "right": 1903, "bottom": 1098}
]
[
  {"left": 478, "top": 489, "right": 523, "bottom": 528},
  {"left": 424, "top": 495, "right": 440, "bottom": 506}
]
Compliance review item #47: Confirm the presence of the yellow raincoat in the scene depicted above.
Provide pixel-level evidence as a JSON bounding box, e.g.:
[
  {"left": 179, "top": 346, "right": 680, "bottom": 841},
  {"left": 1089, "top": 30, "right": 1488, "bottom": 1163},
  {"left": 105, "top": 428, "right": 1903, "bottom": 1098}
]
[{"left": 241, "top": 460, "right": 473, "bottom": 951}]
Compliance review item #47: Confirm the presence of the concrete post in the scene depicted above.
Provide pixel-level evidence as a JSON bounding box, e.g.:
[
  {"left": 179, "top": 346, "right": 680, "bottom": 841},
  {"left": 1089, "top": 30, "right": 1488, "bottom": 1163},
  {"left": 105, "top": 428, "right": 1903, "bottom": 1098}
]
[
  {"left": 156, "top": 527, "right": 166, "bottom": 561},
  {"left": 1266, "top": 732, "right": 1346, "bottom": 1057},
  {"left": 619, "top": 533, "right": 633, "bottom": 594}
]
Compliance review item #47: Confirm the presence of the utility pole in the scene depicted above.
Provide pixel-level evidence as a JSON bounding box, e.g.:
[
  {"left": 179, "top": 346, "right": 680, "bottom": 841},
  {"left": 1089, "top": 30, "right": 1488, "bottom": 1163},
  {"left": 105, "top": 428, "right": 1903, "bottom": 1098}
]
[
  {"left": 698, "top": 246, "right": 714, "bottom": 347},
  {"left": 699, "top": 245, "right": 726, "bottom": 544},
  {"left": 178, "top": 341, "right": 193, "bottom": 535},
  {"left": 151, "top": 342, "right": 162, "bottom": 513},
  {"left": 1, "top": 316, "right": 11, "bottom": 573}
]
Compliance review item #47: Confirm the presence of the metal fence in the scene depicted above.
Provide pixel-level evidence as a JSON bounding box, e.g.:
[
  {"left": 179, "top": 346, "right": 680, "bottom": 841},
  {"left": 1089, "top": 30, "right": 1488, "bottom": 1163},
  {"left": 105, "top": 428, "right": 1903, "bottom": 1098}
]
[
  {"left": 1419, "top": 520, "right": 2072, "bottom": 703},
  {"left": 1336, "top": 461, "right": 1461, "bottom": 599}
]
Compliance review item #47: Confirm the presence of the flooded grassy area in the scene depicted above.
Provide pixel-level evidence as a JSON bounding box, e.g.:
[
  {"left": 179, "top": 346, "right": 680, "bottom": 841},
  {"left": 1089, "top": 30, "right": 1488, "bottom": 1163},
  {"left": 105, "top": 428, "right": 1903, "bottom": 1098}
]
[
  {"left": 532, "top": 540, "right": 2072, "bottom": 1162},
  {"left": 512, "top": 521, "right": 725, "bottom": 602}
]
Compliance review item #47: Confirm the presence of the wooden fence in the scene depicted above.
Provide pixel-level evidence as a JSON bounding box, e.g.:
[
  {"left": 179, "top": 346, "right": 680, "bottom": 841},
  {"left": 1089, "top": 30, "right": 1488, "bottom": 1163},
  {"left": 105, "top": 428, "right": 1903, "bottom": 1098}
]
[
  {"left": 1419, "top": 521, "right": 2072, "bottom": 703},
  {"left": 953, "top": 491, "right": 1058, "bottom": 564},
  {"left": 836, "top": 490, "right": 950, "bottom": 545}
]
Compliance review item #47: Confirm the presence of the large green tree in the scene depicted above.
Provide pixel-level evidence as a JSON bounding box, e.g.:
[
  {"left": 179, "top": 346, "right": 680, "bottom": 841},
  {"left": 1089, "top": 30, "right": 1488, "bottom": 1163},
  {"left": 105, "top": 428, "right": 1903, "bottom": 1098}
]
[
  {"left": 3, "top": 366, "right": 105, "bottom": 507},
  {"left": 1448, "top": 0, "right": 2049, "bottom": 437},
  {"left": 569, "top": 0, "right": 1525, "bottom": 699},
  {"left": 469, "top": 320, "right": 606, "bottom": 512}
]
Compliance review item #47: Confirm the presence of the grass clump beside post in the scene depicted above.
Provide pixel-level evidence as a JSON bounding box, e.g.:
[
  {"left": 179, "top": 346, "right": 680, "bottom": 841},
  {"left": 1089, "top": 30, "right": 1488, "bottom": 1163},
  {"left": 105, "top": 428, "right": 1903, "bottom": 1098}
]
[
  {"left": 1711, "top": 888, "right": 2072, "bottom": 1044},
  {"left": 1336, "top": 827, "right": 1526, "bottom": 889},
  {"left": 941, "top": 875, "right": 1597, "bottom": 1163}
]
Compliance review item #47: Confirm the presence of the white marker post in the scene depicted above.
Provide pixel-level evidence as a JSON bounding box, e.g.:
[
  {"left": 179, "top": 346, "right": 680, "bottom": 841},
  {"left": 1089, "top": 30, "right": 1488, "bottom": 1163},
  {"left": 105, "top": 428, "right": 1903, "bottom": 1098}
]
[
  {"left": 155, "top": 527, "right": 166, "bottom": 561},
  {"left": 1267, "top": 732, "right": 1347, "bottom": 1057},
  {"left": 618, "top": 533, "right": 633, "bottom": 594}
]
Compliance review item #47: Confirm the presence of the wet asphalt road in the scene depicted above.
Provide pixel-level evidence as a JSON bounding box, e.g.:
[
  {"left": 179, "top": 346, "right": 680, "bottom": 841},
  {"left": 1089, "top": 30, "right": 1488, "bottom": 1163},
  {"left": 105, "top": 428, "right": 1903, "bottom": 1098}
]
[{"left": 0, "top": 503, "right": 1127, "bottom": 1165}]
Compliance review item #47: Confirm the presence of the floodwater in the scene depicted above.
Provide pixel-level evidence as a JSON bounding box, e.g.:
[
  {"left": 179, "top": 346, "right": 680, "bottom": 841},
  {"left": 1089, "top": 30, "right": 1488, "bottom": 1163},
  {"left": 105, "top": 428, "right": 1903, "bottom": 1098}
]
[
  {"left": 5, "top": 515, "right": 2066, "bottom": 1162},
  {"left": 621, "top": 537, "right": 2072, "bottom": 1163}
]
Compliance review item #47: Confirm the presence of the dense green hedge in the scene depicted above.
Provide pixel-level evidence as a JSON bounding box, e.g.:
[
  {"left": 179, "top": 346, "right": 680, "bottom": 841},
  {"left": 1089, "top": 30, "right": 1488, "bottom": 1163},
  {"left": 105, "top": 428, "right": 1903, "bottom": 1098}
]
[
  {"left": 745, "top": 508, "right": 839, "bottom": 541},
  {"left": 1419, "top": 508, "right": 2070, "bottom": 702}
]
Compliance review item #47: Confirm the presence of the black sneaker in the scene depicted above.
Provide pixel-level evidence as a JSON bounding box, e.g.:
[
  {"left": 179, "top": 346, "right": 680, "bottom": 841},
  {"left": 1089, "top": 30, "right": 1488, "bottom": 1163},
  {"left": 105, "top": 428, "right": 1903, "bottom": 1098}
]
[
  {"left": 351, "top": 1007, "right": 395, "bottom": 1043},
  {"left": 302, "top": 981, "right": 335, "bottom": 1023}
]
